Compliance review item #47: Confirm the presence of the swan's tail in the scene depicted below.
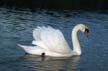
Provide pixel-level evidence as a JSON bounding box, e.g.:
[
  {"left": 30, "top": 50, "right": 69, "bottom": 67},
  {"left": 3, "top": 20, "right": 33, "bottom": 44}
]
[
  {"left": 18, "top": 44, "right": 43, "bottom": 55},
  {"left": 18, "top": 44, "right": 32, "bottom": 53}
]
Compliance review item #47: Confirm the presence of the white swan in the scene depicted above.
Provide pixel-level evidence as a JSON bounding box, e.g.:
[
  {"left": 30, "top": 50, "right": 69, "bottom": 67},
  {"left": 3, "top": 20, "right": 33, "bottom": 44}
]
[{"left": 18, "top": 24, "right": 89, "bottom": 57}]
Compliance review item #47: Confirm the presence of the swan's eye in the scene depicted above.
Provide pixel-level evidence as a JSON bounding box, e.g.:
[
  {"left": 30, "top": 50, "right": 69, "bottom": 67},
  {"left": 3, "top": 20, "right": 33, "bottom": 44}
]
[{"left": 84, "top": 28, "right": 89, "bottom": 37}]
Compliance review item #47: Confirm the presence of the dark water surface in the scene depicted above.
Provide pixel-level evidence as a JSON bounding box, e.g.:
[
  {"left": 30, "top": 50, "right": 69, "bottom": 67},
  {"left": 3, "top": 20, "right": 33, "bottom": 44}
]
[{"left": 0, "top": 8, "right": 108, "bottom": 71}]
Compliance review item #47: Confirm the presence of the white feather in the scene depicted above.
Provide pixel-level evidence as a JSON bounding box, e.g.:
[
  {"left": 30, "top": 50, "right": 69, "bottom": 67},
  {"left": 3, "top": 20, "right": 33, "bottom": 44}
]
[{"left": 32, "top": 26, "right": 72, "bottom": 54}]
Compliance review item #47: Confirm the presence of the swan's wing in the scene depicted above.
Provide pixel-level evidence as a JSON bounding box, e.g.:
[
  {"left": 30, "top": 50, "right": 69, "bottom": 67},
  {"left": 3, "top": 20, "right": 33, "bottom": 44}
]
[
  {"left": 32, "top": 26, "right": 50, "bottom": 50},
  {"left": 32, "top": 26, "right": 72, "bottom": 54},
  {"left": 32, "top": 26, "right": 44, "bottom": 41}
]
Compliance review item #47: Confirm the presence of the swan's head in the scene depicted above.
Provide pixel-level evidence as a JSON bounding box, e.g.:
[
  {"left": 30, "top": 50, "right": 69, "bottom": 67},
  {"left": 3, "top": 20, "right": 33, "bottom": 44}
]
[{"left": 78, "top": 24, "right": 89, "bottom": 37}]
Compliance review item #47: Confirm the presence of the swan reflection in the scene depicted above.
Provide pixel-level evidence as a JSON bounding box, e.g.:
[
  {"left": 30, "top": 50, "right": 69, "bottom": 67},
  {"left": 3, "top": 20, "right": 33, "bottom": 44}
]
[{"left": 22, "top": 55, "right": 80, "bottom": 71}]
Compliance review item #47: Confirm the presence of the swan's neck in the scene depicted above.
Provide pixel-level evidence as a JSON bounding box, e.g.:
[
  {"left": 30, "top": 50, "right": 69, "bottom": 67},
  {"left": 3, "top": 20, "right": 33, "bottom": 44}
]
[{"left": 72, "top": 26, "right": 81, "bottom": 55}]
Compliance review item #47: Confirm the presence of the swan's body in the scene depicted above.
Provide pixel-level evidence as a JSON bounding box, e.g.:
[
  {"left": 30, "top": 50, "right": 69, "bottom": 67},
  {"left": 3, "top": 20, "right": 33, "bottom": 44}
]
[{"left": 18, "top": 24, "right": 89, "bottom": 57}]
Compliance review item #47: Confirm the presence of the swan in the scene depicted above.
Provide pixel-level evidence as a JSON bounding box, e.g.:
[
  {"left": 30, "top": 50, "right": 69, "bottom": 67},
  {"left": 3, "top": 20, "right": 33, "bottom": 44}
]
[{"left": 18, "top": 24, "right": 89, "bottom": 57}]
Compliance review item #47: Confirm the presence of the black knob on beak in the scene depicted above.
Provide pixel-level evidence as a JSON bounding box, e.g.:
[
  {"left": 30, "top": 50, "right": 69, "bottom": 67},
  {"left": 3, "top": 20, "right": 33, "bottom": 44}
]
[{"left": 84, "top": 28, "right": 89, "bottom": 37}]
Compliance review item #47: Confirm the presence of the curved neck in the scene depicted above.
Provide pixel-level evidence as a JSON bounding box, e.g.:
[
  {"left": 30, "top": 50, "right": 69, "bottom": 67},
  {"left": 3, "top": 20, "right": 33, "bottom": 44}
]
[{"left": 72, "top": 26, "right": 81, "bottom": 55}]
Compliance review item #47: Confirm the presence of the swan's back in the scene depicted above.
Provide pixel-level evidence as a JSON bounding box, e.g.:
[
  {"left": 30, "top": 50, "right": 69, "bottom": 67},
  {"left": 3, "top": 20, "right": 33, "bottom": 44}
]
[{"left": 32, "top": 26, "right": 72, "bottom": 54}]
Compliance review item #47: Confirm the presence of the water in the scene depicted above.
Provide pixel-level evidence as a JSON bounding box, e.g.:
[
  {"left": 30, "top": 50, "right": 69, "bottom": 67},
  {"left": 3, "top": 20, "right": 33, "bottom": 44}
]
[{"left": 0, "top": 8, "right": 108, "bottom": 71}]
